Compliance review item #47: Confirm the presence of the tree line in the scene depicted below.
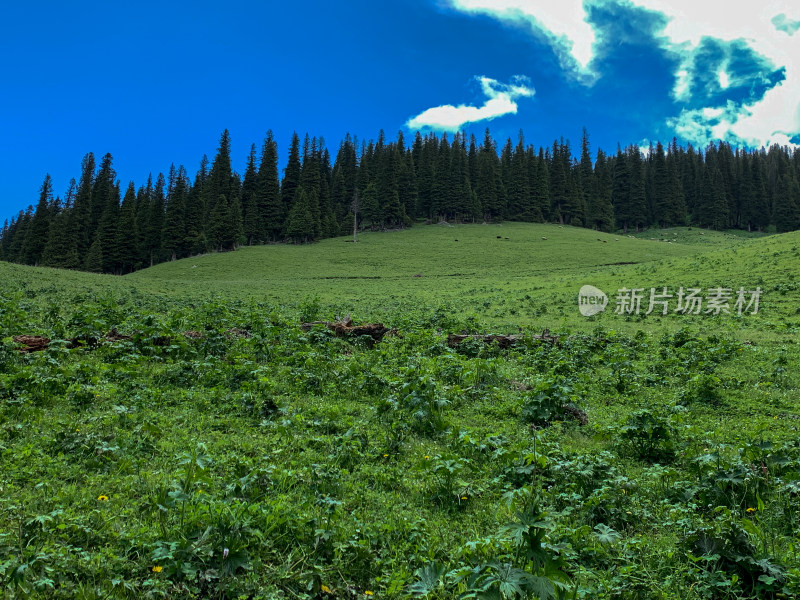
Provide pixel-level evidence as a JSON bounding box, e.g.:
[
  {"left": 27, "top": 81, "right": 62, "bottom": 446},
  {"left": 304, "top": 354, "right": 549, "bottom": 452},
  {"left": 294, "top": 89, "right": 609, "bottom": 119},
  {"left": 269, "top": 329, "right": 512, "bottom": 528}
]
[{"left": 2, "top": 128, "right": 800, "bottom": 274}]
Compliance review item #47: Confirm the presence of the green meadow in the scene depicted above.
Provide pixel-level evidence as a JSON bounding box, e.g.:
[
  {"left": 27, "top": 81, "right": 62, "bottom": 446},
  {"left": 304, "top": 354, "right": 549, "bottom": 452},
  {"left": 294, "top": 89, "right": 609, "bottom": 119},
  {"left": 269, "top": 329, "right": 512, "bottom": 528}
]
[{"left": 1, "top": 224, "right": 799, "bottom": 599}]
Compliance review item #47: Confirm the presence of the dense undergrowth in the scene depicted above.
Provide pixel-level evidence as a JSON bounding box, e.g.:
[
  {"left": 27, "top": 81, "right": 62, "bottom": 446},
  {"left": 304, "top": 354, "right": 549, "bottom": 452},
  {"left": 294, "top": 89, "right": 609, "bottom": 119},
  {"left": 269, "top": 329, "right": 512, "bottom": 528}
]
[{"left": 1, "top": 286, "right": 799, "bottom": 599}]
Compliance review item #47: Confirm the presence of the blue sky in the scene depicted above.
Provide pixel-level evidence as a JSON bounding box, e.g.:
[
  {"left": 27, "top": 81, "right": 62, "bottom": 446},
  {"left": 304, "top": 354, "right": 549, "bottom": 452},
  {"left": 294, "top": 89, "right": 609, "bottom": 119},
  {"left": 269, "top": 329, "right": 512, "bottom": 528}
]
[{"left": 2, "top": 0, "right": 799, "bottom": 222}]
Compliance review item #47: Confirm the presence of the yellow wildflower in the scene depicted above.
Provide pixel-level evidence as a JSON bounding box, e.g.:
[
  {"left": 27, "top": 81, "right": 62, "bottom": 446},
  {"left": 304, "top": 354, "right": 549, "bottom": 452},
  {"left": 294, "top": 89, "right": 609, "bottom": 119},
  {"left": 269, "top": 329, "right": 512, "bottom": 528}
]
[
  {"left": 746, "top": 507, "right": 756, "bottom": 514},
  {"left": 383, "top": 454, "right": 389, "bottom": 458},
  {"left": 424, "top": 455, "right": 429, "bottom": 459},
  {"left": 321, "top": 585, "right": 332, "bottom": 593},
  {"left": 365, "top": 592, "right": 374, "bottom": 597},
  {"left": 461, "top": 496, "right": 468, "bottom": 500},
  {"left": 97, "top": 495, "right": 109, "bottom": 501},
  {"left": 152, "top": 565, "right": 163, "bottom": 573}
]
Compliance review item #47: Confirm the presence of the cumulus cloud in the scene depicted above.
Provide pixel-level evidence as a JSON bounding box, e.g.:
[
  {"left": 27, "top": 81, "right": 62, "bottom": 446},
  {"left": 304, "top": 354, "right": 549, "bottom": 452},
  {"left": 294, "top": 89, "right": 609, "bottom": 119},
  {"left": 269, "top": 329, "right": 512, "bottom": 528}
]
[
  {"left": 629, "top": 0, "right": 800, "bottom": 147},
  {"left": 406, "top": 76, "right": 534, "bottom": 131},
  {"left": 447, "top": 0, "right": 597, "bottom": 79},
  {"left": 445, "top": 0, "right": 800, "bottom": 148}
]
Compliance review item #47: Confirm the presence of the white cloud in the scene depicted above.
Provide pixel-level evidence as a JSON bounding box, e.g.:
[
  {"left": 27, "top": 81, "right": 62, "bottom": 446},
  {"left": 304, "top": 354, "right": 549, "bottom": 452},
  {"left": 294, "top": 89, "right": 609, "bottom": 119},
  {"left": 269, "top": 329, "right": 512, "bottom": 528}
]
[
  {"left": 406, "top": 76, "right": 534, "bottom": 131},
  {"left": 447, "top": 0, "right": 596, "bottom": 78},
  {"left": 445, "top": 0, "right": 800, "bottom": 148},
  {"left": 626, "top": 0, "right": 800, "bottom": 148}
]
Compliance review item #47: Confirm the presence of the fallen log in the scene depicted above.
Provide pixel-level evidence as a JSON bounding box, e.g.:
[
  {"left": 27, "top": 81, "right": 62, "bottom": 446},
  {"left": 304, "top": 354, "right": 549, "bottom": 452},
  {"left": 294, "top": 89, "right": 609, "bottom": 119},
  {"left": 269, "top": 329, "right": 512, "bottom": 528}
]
[
  {"left": 12, "top": 335, "right": 51, "bottom": 353},
  {"left": 14, "top": 329, "right": 133, "bottom": 352},
  {"left": 447, "top": 329, "right": 559, "bottom": 349},
  {"left": 300, "top": 316, "right": 395, "bottom": 346}
]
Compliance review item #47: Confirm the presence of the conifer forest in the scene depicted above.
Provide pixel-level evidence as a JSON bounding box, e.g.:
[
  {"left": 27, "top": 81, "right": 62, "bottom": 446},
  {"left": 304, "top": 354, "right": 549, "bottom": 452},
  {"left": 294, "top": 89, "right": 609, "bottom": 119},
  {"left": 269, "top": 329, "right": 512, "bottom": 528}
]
[{"left": 2, "top": 128, "right": 800, "bottom": 275}]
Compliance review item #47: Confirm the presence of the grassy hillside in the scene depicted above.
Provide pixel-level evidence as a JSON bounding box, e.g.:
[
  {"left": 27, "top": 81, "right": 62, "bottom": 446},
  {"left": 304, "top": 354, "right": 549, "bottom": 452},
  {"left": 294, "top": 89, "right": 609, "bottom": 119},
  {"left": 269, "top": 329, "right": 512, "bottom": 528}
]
[
  {"left": 1, "top": 225, "right": 799, "bottom": 599},
  {"left": 3, "top": 223, "right": 796, "bottom": 338}
]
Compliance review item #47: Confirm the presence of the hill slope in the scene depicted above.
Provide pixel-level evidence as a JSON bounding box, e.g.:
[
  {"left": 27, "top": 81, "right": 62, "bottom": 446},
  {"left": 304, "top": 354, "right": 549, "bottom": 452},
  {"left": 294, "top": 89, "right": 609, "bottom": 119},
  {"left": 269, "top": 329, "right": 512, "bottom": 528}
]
[{"left": 2, "top": 223, "right": 797, "bottom": 338}]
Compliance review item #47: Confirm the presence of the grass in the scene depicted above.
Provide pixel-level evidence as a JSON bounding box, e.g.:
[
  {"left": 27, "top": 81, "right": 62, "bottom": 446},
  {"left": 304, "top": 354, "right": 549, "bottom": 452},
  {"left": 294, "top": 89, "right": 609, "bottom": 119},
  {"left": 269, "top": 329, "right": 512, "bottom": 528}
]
[{"left": 1, "top": 223, "right": 799, "bottom": 599}]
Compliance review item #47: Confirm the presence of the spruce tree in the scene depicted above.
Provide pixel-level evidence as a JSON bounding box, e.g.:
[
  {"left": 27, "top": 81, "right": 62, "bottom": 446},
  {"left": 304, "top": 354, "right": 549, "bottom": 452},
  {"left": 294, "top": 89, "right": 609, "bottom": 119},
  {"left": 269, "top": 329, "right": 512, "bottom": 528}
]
[
  {"left": 281, "top": 133, "right": 302, "bottom": 227},
  {"left": 208, "top": 194, "right": 231, "bottom": 251},
  {"left": 95, "top": 181, "right": 121, "bottom": 273},
  {"left": 22, "top": 174, "right": 55, "bottom": 265},
  {"left": 589, "top": 149, "right": 614, "bottom": 231},
  {"left": 185, "top": 157, "right": 208, "bottom": 254},
  {"left": 241, "top": 144, "right": 260, "bottom": 244},
  {"left": 228, "top": 194, "right": 245, "bottom": 249},
  {"left": 360, "top": 182, "right": 381, "bottom": 229},
  {"left": 89, "top": 153, "right": 116, "bottom": 245},
  {"left": 143, "top": 174, "right": 165, "bottom": 266},
  {"left": 163, "top": 166, "right": 188, "bottom": 259},
  {"left": 773, "top": 174, "right": 800, "bottom": 232},
  {"left": 203, "top": 130, "right": 235, "bottom": 223},
  {"left": 84, "top": 236, "right": 104, "bottom": 273},
  {"left": 627, "top": 146, "right": 648, "bottom": 231},
  {"left": 431, "top": 134, "right": 452, "bottom": 220},
  {"left": 72, "top": 152, "right": 95, "bottom": 256},
  {"left": 41, "top": 179, "right": 80, "bottom": 269},
  {"left": 579, "top": 128, "right": 594, "bottom": 225},
  {"left": 115, "top": 182, "right": 140, "bottom": 273},
  {"left": 651, "top": 141, "right": 669, "bottom": 227},
  {"left": 508, "top": 133, "right": 532, "bottom": 220},
  {"left": 285, "top": 188, "right": 315, "bottom": 242},
  {"left": 257, "top": 131, "right": 283, "bottom": 241},
  {"left": 611, "top": 147, "right": 631, "bottom": 232},
  {"left": 476, "top": 129, "right": 505, "bottom": 220}
]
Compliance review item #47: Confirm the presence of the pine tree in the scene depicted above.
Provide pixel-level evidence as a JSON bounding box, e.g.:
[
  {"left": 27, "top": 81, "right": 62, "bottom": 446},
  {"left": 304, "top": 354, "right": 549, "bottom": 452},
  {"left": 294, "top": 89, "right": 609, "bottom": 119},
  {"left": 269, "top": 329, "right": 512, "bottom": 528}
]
[
  {"left": 185, "top": 157, "right": 208, "bottom": 254},
  {"left": 163, "top": 166, "right": 188, "bottom": 259},
  {"left": 507, "top": 133, "right": 532, "bottom": 220},
  {"left": 589, "top": 149, "right": 614, "bottom": 231},
  {"left": 415, "top": 135, "right": 436, "bottom": 219},
  {"left": 89, "top": 153, "right": 116, "bottom": 247},
  {"left": 241, "top": 144, "right": 260, "bottom": 244},
  {"left": 611, "top": 148, "right": 631, "bottom": 232},
  {"left": 207, "top": 194, "right": 231, "bottom": 251},
  {"left": 22, "top": 174, "right": 55, "bottom": 265},
  {"left": 257, "top": 131, "right": 283, "bottom": 241},
  {"left": 281, "top": 133, "right": 302, "bottom": 229},
  {"left": 578, "top": 128, "right": 594, "bottom": 225},
  {"left": 41, "top": 179, "right": 80, "bottom": 269},
  {"left": 773, "top": 174, "right": 800, "bottom": 232},
  {"left": 360, "top": 182, "right": 381, "bottom": 228},
  {"left": 115, "top": 182, "right": 140, "bottom": 273},
  {"left": 431, "top": 134, "right": 452, "bottom": 220},
  {"left": 300, "top": 136, "right": 323, "bottom": 237},
  {"left": 651, "top": 141, "right": 669, "bottom": 227},
  {"left": 203, "top": 130, "right": 235, "bottom": 223},
  {"left": 143, "top": 174, "right": 165, "bottom": 266},
  {"left": 395, "top": 131, "right": 417, "bottom": 222},
  {"left": 72, "top": 153, "right": 95, "bottom": 256},
  {"left": 84, "top": 236, "right": 103, "bottom": 273},
  {"left": 627, "top": 146, "right": 648, "bottom": 231},
  {"left": 549, "top": 140, "right": 567, "bottom": 224},
  {"left": 95, "top": 181, "right": 121, "bottom": 273},
  {"left": 476, "top": 129, "right": 505, "bottom": 220},
  {"left": 285, "top": 188, "right": 315, "bottom": 242},
  {"left": 228, "top": 194, "right": 245, "bottom": 249},
  {"left": 665, "top": 141, "right": 686, "bottom": 225}
]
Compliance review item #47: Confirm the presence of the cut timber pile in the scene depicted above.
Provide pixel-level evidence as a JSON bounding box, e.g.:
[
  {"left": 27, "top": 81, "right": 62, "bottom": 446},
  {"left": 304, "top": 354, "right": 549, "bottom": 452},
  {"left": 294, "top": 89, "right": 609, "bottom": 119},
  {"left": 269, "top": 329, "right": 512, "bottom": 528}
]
[
  {"left": 300, "top": 316, "right": 394, "bottom": 347},
  {"left": 447, "top": 329, "right": 559, "bottom": 349}
]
